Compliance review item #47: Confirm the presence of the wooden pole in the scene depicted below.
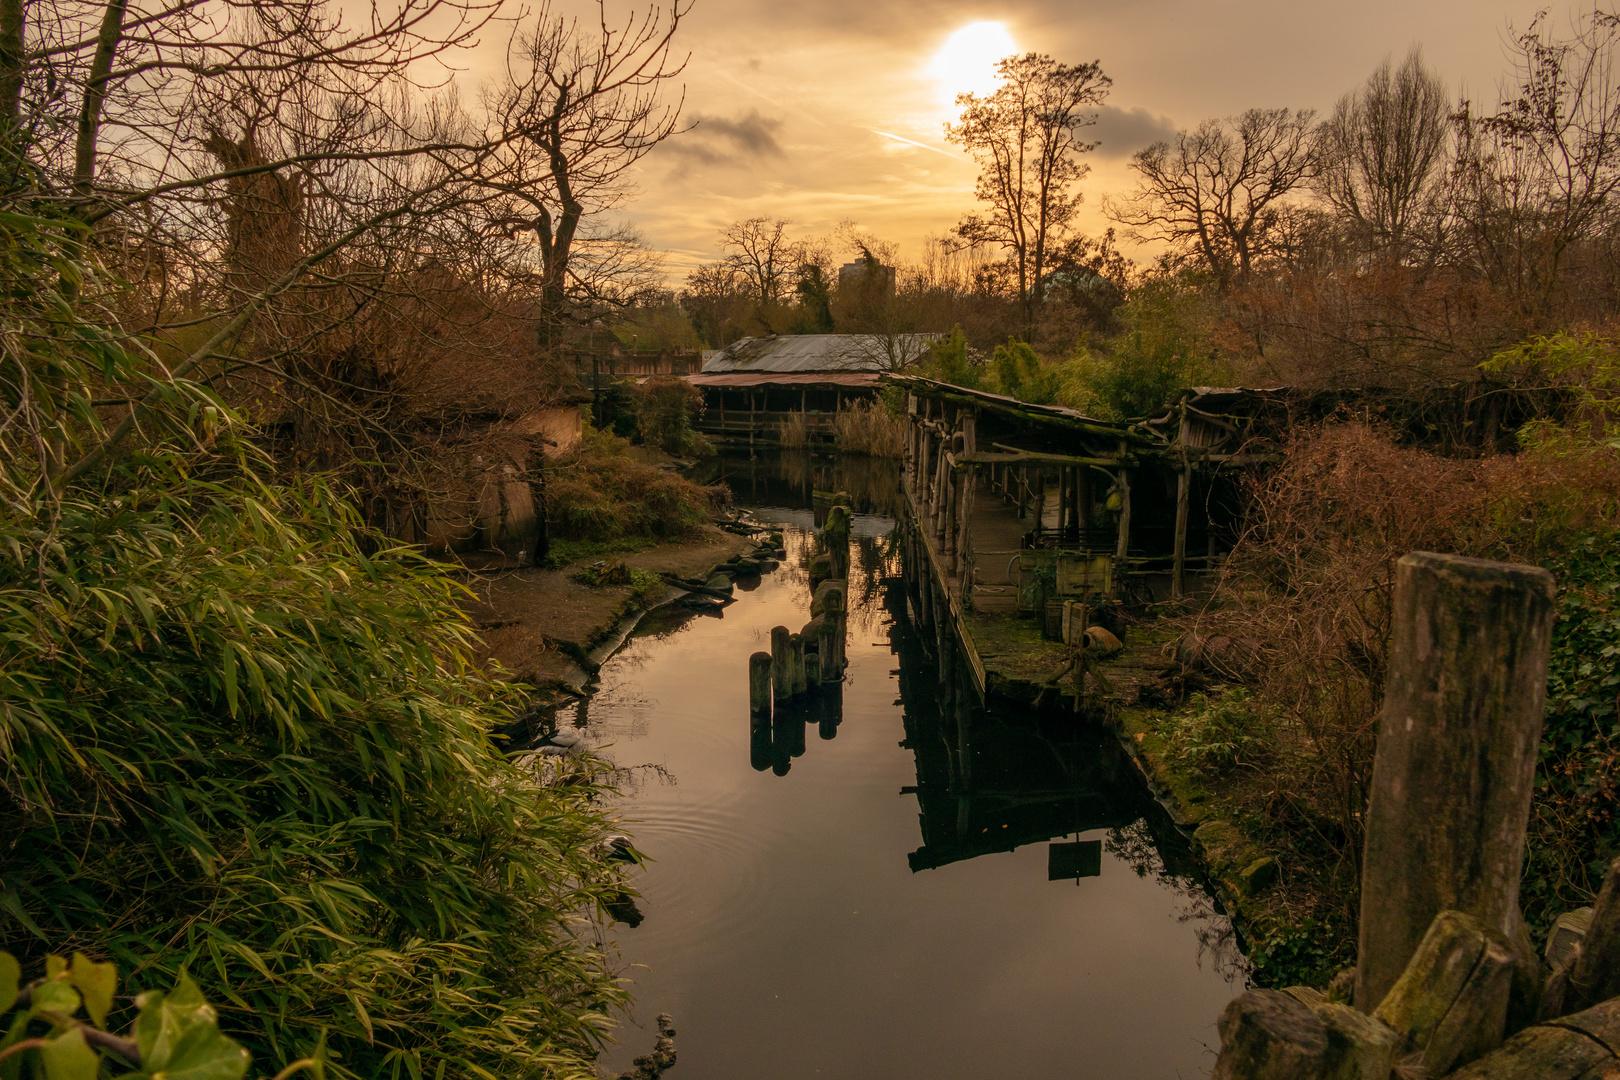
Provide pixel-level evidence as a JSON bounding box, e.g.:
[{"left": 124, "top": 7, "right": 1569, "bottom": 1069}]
[
  {"left": 749, "top": 652, "right": 773, "bottom": 715},
  {"left": 771, "top": 626, "right": 792, "bottom": 702},
  {"left": 1112, "top": 460, "right": 1132, "bottom": 592},
  {"left": 1172, "top": 464, "right": 1190, "bottom": 599},
  {"left": 788, "top": 632, "right": 806, "bottom": 696},
  {"left": 1356, "top": 552, "right": 1557, "bottom": 1011}
]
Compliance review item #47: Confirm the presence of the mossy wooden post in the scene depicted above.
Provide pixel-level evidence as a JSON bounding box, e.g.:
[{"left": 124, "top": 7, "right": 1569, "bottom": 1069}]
[
  {"left": 788, "top": 632, "right": 806, "bottom": 696},
  {"left": 749, "top": 651, "right": 772, "bottom": 715},
  {"left": 771, "top": 626, "right": 792, "bottom": 702},
  {"left": 1356, "top": 552, "right": 1557, "bottom": 1012},
  {"left": 1566, "top": 857, "right": 1620, "bottom": 1012}
]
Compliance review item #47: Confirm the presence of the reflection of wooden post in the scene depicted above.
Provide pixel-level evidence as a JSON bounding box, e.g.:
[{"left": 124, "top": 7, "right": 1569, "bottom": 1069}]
[
  {"left": 1172, "top": 463, "right": 1190, "bottom": 599},
  {"left": 749, "top": 652, "right": 773, "bottom": 715},
  {"left": 1356, "top": 553, "right": 1556, "bottom": 1012}
]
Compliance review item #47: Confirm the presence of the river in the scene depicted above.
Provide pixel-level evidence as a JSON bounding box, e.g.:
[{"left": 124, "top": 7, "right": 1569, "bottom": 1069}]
[{"left": 570, "top": 452, "right": 1243, "bottom": 1079}]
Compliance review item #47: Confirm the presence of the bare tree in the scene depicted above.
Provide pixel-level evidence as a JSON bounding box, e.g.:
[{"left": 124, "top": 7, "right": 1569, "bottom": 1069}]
[
  {"left": 481, "top": 0, "right": 688, "bottom": 344},
  {"left": 1316, "top": 48, "right": 1450, "bottom": 262},
  {"left": 1106, "top": 108, "right": 1318, "bottom": 291},
  {"left": 1450, "top": 10, "right": 1620, "bottom": 323},
  {"left": 945, "top": 52, "right": 1110, "bottom": 334},
  {"left": 719, "top": 215, "right": 798, "bottom": 304}
]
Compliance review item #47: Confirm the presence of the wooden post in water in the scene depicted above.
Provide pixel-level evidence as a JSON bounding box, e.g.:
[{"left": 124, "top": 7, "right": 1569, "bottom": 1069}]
[
  {"left": 1356, "top": 552, "right": 1557, "bottom": 1012},
  {"left": 771, "top": 626, "right": 792, "bottom": 702},
  {"left": 788, "top": 632, "right": 806, "bottom": 696},
  {"left": 749, "top": 651, "right": 773, "bottom": 715}
]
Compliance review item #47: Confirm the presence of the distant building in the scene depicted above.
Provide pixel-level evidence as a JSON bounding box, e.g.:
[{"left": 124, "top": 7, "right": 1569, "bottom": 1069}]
[{"left": 688, "top": 333, "right": 939, "bottom": 445}]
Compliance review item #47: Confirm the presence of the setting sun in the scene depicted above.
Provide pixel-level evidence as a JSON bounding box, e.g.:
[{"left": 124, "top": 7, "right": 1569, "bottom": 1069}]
[{"left": 928, "top": 21, "right": 1018, "bottom": 103}]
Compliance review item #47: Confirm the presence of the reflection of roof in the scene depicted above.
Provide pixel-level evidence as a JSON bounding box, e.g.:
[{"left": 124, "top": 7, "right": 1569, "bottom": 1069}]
[
  {"left": 702, "top": 334, "right": 940, "bottom": 373},
  {"left": 686, "top": 372, "right": 880, "bottom": 388}
]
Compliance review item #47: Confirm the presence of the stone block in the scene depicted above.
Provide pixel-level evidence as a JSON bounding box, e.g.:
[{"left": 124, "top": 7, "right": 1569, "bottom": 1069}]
[
  {"left": 1239, "top": 856, "right": 1280, "bottom": 896},
  {"left": 1373, "top": 909, "right": 1514, "bottom": 1076}
]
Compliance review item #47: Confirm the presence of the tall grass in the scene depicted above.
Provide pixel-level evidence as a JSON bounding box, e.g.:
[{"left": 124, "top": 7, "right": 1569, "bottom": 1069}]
[
  {"left": 834, "top": 399, "right": 906, "bottom": 457},
  {"left": 776, "top": 412, "right": 811, "bottom": 447}
]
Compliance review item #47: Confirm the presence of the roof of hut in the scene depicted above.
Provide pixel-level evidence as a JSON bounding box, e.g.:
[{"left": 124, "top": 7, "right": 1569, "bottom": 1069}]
[{"left": 701, "top": 334, "right": 941, "bottom": 374}]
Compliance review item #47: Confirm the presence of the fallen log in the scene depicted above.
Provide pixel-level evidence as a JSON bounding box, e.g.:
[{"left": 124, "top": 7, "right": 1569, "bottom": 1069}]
[{"left": 658, "top": 572, "right": 734, "bottom": 601}]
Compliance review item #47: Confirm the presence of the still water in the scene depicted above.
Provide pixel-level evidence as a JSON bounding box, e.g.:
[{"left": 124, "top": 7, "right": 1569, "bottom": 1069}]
[{"left": 576, "top": 454, "right": 1243, "bottom": 1079}]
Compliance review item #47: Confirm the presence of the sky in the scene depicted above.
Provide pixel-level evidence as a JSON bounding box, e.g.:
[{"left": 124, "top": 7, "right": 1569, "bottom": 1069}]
[{"left": 485, "top": 0, "right": 1604, "bottom": 282}]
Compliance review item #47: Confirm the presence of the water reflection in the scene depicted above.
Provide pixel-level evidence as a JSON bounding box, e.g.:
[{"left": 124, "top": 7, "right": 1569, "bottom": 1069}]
[
  {"left": 579, "top": 451, "right": 1243, "bottom": 1079},
  {"left": 749, "top": 684, "right": 845, "bottom": 774}
]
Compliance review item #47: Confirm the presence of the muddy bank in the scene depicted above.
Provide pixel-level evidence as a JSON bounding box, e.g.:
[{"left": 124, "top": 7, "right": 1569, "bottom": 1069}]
[{"left": 464, "top": 524, "right": 759, "bottom": 703}]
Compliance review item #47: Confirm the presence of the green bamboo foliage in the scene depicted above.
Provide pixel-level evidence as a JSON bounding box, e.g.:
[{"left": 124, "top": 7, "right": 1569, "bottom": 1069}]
[{"left": 0, "top": 199, "right": 630, "bottom": 1076}]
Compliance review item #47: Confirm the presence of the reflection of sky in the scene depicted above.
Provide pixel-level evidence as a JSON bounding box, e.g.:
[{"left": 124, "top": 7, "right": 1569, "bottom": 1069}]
[
  {"left": 461, "top": 0, "right": 1584, "bottom": 278},
  {"left": 578, "top": 528, "right": 1241, "bottom": 1079}
]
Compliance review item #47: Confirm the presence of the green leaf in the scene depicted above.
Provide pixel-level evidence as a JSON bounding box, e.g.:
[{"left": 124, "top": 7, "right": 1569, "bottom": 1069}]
[
  {"left": 0, "top": 953, "right": 17, "bottom": 1015},
  {"left": 0, "top": 1014, "right": 29, "bottom": 1080},
  {"left": 68, "top": 954, "right": 115, "bottom": 1029},
  {"left": 39, "top": 1027, "right": 97, "bottom": 1080},
  {"left": 135, "top": 973, "right": 248, "bottom": 1080},
  {"left": 44, "top": 956, "right": 65, "bottom": 981},
  {"left": 28, "top": 980, "right": 80, "bottom": 1022}
]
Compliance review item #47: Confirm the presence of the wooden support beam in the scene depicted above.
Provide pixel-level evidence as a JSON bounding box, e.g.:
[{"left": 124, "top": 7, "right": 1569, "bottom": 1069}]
[
  {"left": 1357, "top": 553, "right": 1557, "bottom": 1012},
  {"left": 1112, "top": 458, "right": 1131, "bottom": 590},
  {"left": 1172, "top": 466, "right": 1190, "bottom": 599},
  {"left": 984, "top": 444, "right": 1134, "bottom": 467}
]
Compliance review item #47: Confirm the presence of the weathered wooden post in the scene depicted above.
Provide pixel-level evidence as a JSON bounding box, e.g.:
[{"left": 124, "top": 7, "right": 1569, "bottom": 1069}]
[
  {"left": 788, "top": 633, "right": 806, "bottom": 696},
  {"left": 1357, "top": 552, "right": 1557, "bottom": 1014},
  {"left": 749, "top": 651, "right": 773, "bottom": 715},
  {"left": 1172, "top": 462, "right": 1190, "bottom": 599},
  {"left": 771, "top": 626, "right": 792, "bottom": 702},
  {"left": 1564, "top": 857, "right": 1620, "bottom": 1013}
]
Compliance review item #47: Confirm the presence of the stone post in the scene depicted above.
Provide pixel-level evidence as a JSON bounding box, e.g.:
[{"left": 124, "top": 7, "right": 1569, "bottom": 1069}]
[
  {"left": 749, "top": 651, "right": 772, "bottom": 715},
  {"left": 771, "top": 626, "right": 792, "bottom": 702}
]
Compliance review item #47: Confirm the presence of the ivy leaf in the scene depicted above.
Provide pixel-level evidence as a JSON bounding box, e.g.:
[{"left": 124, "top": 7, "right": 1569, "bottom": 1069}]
[
  {"left": 39, "top": 1027, "right": 97, "bottom": 1080},
  {"left": 0, "top": 953, "right": 17, "bottom": 1015},
  {"left": 28, "top": 980, "right": 80, "bottom": 1022},
  {"left": 135, "top": 974, "right": 249, "bottom": 1080},
  {"left": 67, "top": 954, "right": 115, "bottom": 1029},
  {"left": 44, "top": 956, "right": 66, "bottom": 980}
]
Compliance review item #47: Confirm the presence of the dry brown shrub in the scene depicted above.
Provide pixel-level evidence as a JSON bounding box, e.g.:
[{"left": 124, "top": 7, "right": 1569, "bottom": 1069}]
[{"left": 1193, "top": 424, "right": 1490, "bottom": 871}]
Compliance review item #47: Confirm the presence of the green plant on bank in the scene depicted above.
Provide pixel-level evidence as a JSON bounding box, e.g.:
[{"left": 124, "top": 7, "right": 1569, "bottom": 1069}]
[
  {"left": 546, "top": 424, "right": 727, "bottom": 546},
  {"left": 628, "top": 374, "right": 714, "bottom": 457},
  {"left": 0, "top": 200, "right": 632, "bottom": 1077},
  {"left": 0, "top": 952, "right": 269, "bottom": 1080},
  {"left": 1167, "top": 688, "right": 1275, "bottom": 774}
]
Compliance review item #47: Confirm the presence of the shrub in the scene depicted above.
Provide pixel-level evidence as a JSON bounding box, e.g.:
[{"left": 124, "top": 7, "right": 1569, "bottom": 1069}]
[
  {"left": 0, "top": 200, "right": 632, "bottom": 1080},
  {"left": 546, "top": 427, "right": 728, "bottom": 546},
  {"left": 629, "top": 374, "right": 712, "bottom": 456}
]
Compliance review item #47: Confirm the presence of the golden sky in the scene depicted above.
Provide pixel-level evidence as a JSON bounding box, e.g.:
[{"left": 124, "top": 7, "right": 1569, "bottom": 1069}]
[{"left": 506, "top": 0, "right": 1596, "bottom": 281}]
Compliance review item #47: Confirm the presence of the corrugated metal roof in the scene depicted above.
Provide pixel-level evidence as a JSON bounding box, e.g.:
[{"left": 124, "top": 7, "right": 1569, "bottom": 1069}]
[
  {"left": 701, "top": 334, "right": 940, "bottom": 373},
  {"left": 686, "top": 372, "right": 881, "bottom": 388}
]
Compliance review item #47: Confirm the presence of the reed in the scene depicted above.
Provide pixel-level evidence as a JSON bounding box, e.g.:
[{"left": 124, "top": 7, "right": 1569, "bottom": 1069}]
[{"left": 833, "top": 399, "right": 906, "bottom": 457}]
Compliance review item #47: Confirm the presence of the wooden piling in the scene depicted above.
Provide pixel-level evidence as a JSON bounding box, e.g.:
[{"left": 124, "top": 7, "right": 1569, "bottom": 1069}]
[
  {"left": 771, "top": 626, "right": 792, "bottom": 702},
  {"left": 749, "top": 651, "right": 773, "bottom": 715},
  {"left": 1356, "top": 552, "right": 1557, "bottom": 1011},
  {"left": 788, "top": 633, "right": 806, "bottom": 696},
  {"left": 1566, "top": 857, "right": 1620, "bottom": 1012}
]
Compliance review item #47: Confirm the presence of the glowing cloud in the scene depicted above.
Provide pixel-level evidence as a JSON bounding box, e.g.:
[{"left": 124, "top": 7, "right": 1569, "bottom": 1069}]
[{"left": 928, "top": 21, "right": 1017, "bottom": 105}]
